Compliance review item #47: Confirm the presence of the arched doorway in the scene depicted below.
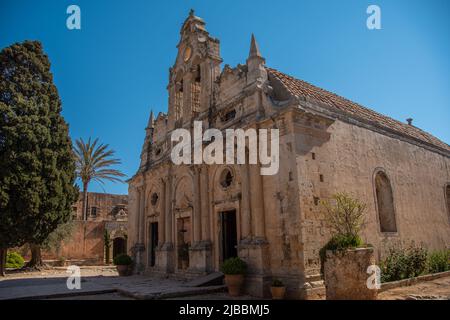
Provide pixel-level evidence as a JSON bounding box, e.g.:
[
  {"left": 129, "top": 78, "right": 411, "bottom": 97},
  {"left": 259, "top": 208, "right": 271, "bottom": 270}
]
[{"left": 113, "top": 237, "right": 127, "bottom": 259}]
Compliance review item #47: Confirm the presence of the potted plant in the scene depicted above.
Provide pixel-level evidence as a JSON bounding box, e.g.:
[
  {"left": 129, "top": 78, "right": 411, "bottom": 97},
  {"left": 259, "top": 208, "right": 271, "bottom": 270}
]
[
  {"left": 220, "top": 257, "right": 247, "bottom": 297},
  {"left": 270, "top": 279, "right": 286, "bottom": 299},
  {"left": 178, "top": 242, "right": 190, "bottom": 269},
  {"left": 113, "top": 254, "right": 133, "bottom": 276}
]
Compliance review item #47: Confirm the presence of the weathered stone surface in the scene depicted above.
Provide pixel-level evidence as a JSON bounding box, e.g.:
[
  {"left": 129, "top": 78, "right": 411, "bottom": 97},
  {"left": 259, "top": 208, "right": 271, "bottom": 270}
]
[
  {"left": 324, "top": 247, "right": 378, "bottom": 300},
  {"left": 127, "top": 11, "right": 450, "bottom": 299}
]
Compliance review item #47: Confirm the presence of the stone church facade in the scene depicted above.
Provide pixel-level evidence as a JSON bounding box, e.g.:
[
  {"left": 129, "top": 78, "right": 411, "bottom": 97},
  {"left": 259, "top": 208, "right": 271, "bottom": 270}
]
[{"left": 128, "top": 12, "right": 450, "bottom": 298}]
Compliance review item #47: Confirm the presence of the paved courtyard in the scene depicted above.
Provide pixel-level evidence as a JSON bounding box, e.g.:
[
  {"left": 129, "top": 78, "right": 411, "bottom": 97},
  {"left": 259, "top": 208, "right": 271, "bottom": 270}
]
[
  {"left": 0, "top": 266, "right": 226, "bottom": 300},
  {"left": 1, "top": 266, "right": 449, "bottom": 300}
]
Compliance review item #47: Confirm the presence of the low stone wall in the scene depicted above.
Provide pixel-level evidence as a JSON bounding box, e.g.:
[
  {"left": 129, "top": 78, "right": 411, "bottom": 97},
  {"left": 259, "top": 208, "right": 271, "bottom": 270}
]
[{"left": 380, "top": 270, "right": 450, "bottom": 292}]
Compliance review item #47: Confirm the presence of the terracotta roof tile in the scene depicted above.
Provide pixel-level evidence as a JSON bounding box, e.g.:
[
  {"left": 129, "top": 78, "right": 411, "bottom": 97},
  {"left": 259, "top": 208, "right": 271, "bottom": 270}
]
[{"left": 267, "top": 67, "right": 450, "bottom": 153}]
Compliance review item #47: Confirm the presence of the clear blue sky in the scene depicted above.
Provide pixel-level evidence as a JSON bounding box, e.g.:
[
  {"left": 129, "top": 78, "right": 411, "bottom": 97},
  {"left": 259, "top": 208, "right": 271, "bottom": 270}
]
[{"left": 1, "top": 0, "right": 449, "bottom": 195}]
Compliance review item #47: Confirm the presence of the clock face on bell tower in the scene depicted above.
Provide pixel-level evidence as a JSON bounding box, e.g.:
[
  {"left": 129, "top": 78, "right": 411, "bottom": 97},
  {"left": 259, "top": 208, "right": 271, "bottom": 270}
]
[{"left": 183, "top": 46, "right": 192, "bottom": 62}]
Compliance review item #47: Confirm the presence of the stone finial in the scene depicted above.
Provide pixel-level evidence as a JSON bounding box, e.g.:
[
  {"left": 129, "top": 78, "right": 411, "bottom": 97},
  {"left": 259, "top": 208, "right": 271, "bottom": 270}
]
[
  {"left": 246, "top": 33, "right": 267, "bottom": 85},
  {"left": 249, "top": 33, "right": 263, "bottom": 59},
  {"left": 189, "top": 9, "right": 195, "bottom": 17},
  {"left": 147, "top": 109, "right": 154, "bottom": 129}
]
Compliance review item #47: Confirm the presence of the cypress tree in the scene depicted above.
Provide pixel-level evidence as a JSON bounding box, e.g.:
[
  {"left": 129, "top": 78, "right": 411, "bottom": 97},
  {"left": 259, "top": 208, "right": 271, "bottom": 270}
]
[{"left": 0, "top": 41, "right": 78, "bottom": 274}]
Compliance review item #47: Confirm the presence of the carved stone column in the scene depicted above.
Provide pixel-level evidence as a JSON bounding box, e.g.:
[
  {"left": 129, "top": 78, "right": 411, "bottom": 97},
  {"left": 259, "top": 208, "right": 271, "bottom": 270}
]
[
  {"left": 156, "top": 168, "right": 174, "bottom": 273},
  {"left": 188, "top": 166, "right": 212, "bottom": 274},
  {"left": 238, "top": 161, "right": 270, "bottom": 297},
  {"left": 192, "top": 166, "right": 201, "bottom": 243},
  {"left": 240, "top": 160, "right": 252, "bottom": 241},
  {"left": 133, "top": 186, "right": 146, "bottom": 274},
  {"left": 200, "top": 166, "right": 210, "bottom": 241},
  {"left": 249, "top": 162, "right": 265, "bottom": 240},
  {"left": 158, "top": 179, "right": 166, "bottom": 245},
  {"left": 139, "top": 185, "right": 146, "bottom": 244}
]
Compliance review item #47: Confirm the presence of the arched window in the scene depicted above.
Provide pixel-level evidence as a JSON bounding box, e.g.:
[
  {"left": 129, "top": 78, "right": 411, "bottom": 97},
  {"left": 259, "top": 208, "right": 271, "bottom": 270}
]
[
  {"left": 151, "top": 193, "right": 159, "bottom": 206},
  {"left": 374, "top": 171, "right": 397, "bottom": 233},
  {"left": 220, "top": 168, "right": 234, "bottom": 189}
]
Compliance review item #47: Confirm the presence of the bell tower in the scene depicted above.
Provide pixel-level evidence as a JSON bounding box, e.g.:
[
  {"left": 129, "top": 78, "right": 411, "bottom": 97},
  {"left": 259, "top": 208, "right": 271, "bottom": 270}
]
[{"left": 167, "top": 10, "right": 222, "bottom": 129}]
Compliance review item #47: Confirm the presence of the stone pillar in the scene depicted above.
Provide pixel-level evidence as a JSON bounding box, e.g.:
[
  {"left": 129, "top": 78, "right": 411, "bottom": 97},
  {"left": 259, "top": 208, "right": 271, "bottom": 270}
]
[
  {"left": 158, "top": 179, "right": 166, "bottom": 245},
  {"left": 188, "top": 166, "right": 212, "bottom": 274},
  {"left": 238, "top": 161, "right": 270, "bottom": 297},
  {"left": 200, "top": 166, "right": 210, "bottom": 241},
  {"left": 133, "top": 187, "right": 145, "bottom": 273},
  {"left": 139, "top": 185, "right": 146, "bottom": 244},
  {"left": 134, "top": 188, "right": 141, "bottom": 244},
  {"left": 156, "top": 169, "right": 175, "bottom": 273},
  {"left": 240, "top": 161, "right": 252, "bottom": 241},
  {"left": 165, "top": 176, "right": 173, "bottom": 244},
  {"left": 192, "top": 167, "right": 201, "bottom": 243},
  {"left": 249, "top": 162, "right": 265, "bottom": 240}
]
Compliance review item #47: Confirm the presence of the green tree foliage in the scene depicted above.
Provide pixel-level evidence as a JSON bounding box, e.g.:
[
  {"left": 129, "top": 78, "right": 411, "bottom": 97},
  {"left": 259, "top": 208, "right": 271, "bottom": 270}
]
[
  {"left": 320, "top": 192, "right": 366, "bottom": 238},
  {"left": 73, "top": 137, "right": 125, "bottom": 220},
  {"left": 319, "top": 193, "right": 367, "bottom": 273},
  {"left": 0, "top": 41, "right": 78, "bottom": 273},
  {"left": 41, "top": 220, "right": 75, "bottom": 254}
]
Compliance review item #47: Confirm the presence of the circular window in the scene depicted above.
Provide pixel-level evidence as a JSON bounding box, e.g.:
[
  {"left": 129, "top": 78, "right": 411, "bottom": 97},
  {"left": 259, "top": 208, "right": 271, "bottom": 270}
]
[
  {"left": 220, "top": 169, "right": 234, "bottom": 189},
  {"left": 151, "top": 193, "right": 159, "bottom": 206}
]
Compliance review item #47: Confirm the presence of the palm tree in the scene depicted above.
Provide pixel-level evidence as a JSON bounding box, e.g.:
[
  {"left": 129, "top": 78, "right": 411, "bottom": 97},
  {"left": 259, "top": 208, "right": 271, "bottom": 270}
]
[{"left": 74, "top": 138, "right": 126, "bottom": 220}]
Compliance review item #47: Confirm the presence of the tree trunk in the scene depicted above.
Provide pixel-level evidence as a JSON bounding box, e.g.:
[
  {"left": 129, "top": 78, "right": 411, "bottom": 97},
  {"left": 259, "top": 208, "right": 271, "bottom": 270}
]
[
  {"left": 27, "top": 243, "right": 43, "bottom": 268},
  {"left": 0, "top": 248, "right": 6, "bottom": 276},
  {"left": 82, "top": 182, "right": 88, "bottom": 220}
]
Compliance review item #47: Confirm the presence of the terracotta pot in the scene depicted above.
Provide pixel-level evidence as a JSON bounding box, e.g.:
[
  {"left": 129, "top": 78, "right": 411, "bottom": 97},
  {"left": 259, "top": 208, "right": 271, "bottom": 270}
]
[
  {"left": 116, "top": 264, "right": 130, "bottom": 276},
  {"left": 270, "top": 286, "right": 286, "bottom": 300},
  {"left": 224, "top": 274, "right": 244, "bottom": 297}
]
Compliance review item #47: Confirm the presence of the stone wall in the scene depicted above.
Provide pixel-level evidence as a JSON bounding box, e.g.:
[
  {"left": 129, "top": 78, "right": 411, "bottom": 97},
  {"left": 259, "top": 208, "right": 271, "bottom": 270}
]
[
  {"left": 42, "top": 221, "right": 105, "bottom": 263},
  {"left": 295, "top": 113, "right": 450, "bottom": 277},
  {"left": 42, "top": 192, "right": 128, "bottom": 264}
]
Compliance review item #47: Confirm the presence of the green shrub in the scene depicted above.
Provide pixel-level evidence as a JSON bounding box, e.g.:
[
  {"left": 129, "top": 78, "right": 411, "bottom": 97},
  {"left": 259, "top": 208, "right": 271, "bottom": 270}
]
[
  {"left": 380, "top": 242, "right": 428, "bottom": 283},
  {"left": 221, "top": 257, "right": 247, "bottom": 275},
  {"left": 6, "top": 251, "right": 25, "bottom": 269},
  {"left": 271, "top": 279, "right": 284, "bottom": 287},
  {"left": 428, "top": 250, "right": 450, "bottom": 274},
  {"left": 319, "top": 234, "right": 363, "bottom": 273},
  {"left": 113, "top": 254, "right": 133, "bottom": 266}
]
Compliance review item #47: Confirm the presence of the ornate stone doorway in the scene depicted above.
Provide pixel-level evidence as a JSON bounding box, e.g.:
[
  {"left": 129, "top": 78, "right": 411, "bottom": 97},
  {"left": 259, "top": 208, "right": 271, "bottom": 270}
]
[
  {"left": 220, "top": 210, "right": 238, "bottom": 261},
  {"left": 112, "top": 237, "right": 127, "bottom": 259}
]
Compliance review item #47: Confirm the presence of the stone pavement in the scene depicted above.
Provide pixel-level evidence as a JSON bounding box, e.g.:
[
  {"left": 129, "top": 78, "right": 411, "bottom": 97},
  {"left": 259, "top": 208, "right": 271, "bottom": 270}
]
[
  {"left": 0, "top": 266, "right": 225, "bottom": 300},
  {"left": 378, "top": 275, "right": 450, "bottom": 300},
  {"left": 1, "top": 266, "right": 450, "bottom": 300}
]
